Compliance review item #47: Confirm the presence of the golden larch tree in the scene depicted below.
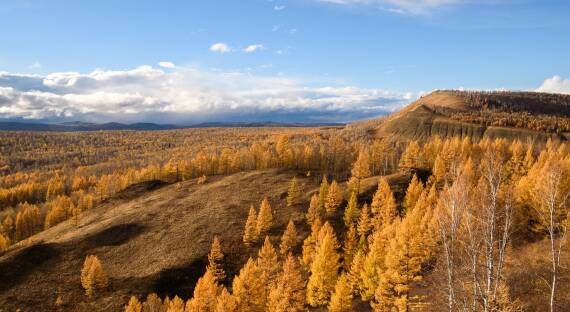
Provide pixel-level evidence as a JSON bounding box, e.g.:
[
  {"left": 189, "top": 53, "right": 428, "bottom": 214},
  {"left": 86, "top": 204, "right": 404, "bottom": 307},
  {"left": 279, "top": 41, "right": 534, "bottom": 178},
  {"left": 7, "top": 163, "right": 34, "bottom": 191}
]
[
  {"left": 399, "top": 141, "right": 421, "bottom": 171},
  {"left": 343, "top": 191, "right": 359, "bottom": 227},
  {"left": 342, "top": 225, "right": 358, "bottom": 270},
  {"left": 124, "top": 296, "right": 142, "bottom": 312},
  {"left": 185, "top": 269, "right": 221, "bottom": 312},
  {"left": 306, "top": 194, "right": 321, "bottom": 225},
  {"left": 351, "top": 149, "right": 372, "bottom": 193},
  {"left": 370, "top": 178, "right": 397, "bottom": 230},
  {"left": 167, "top": 296, "right": 185, "bottom": 312},
  {"left": 81, "top": 255, "right": 108, "bottom": 298},
  {"left": 280, "top": 218, "right": 298, "bottom": 255},
  {"left": 357, "top": 203, "right": 372, "bottom": 242},
  {"left": 257, "top": 236, "right": 280, "bottom": 286},
  {"left": 403, "top": 175, "right": 424, "bottom": 215},
  {"left": 306, "top": 222, "right": 340, "bottom": 307},
  {"left": 301, "top": 218, "right": 322, "bottom": 269},
  {"left": 243, "top": 205, "right": 258, "bottom": 246},
  {"left": 232, "top": 258, "right": 267, "bottom": 312},
  {"left": 215, "top": 287, "right": 238, "bottom": 312},
  {"left": 325, "top": 180, "right": 343, "bottom": 215},
  {"left": 318, "top": 175, "right": 329, "bottom": 212},
  {"left": 287, "top": 177, "right": 302, "bottom": 207},
  {"left": 256, "top": 198, "right": 273, "bottom": 237},
  {"left": 268, "top": 254, "right": 306, "bottom": 312},
  {"left": 0, "top": 232, "right": 9, "bottom": 252},
  {"left": 207, "top": 236, "right": 226, "bottom": 282},
  {"left": 328, "top": 274, "right": 353, "bottom": 312}
]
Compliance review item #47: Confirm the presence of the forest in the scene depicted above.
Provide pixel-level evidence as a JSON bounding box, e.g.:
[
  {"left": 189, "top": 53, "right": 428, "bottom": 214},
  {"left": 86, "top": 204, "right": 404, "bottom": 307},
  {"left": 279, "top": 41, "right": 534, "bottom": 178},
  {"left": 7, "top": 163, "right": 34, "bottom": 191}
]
[
  {"left": 0, "top": 120, "right": 569, "bottom": 311},
  {"left": 430, "top": 91, "right": 570, "bottom": 133}
]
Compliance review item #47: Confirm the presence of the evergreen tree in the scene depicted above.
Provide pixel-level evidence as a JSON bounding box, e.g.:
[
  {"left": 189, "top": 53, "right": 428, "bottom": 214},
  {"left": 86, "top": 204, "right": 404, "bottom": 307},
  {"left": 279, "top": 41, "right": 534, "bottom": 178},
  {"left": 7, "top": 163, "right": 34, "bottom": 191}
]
[
  {"left": 343, "top": 192, "right": 359, "bottom": 227},
  {"left": 287, "top": 177, "right": 302, "bottom": 207},
  {"left": 207, "top": 236, "right": 226, "bottom": 282},
  {"left": 243, "top": 205, "right": 258, "bottom": 246},
  {"left": 125, "top": 296, "right": 142, "bottom": 312},
  {"left": 307, "top": 222, "right": 340, "bottom": 307},
  {"left": 370, "top": 178, "right": 397, "bottom": 230},
  {"left": 306, "top": 194, "right": 321, "bottom": 225},
  {"left": 280, "top": 218, "right": 298, "bottom": 255},
  {"left": 318, "top": 176, "right": 330, "bottom": 212},
  {"left": 268, "top": 254, "right": 306, "bottom": 312},
  {"left": 81, "top": 255, "right": 108, "bottom": 298},
  {"left": 185, "top": 269, "right": 221, "bottom": 312},
  {"left": 325, "top": 180, "right": 343, "bottom": 215},
  {"left": 215, "top": 288, "right": 238, "bottom": 312},
  {"left": 256, "top": 198, "right": 273, "bottom": 236},
  {"left": 232, "top": 258, "right": 266, "bottom": 312},
  {"left": 328, "top": 274, "right": 353, "bottom": 312}
]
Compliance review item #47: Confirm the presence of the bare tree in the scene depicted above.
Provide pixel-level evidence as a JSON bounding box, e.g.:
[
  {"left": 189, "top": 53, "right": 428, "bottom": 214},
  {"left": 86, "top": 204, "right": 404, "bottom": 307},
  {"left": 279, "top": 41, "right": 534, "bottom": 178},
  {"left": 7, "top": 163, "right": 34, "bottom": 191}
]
[{"left": 531, "top": 157, "right": 570, "bottom": 312}]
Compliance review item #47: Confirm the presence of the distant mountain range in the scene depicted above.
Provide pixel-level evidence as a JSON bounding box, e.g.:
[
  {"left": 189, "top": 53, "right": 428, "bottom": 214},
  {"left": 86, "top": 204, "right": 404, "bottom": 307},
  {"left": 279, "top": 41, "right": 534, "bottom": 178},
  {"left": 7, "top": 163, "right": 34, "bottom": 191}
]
[{"left": 0, "top": 121, "right": 345, "bottom": 132}]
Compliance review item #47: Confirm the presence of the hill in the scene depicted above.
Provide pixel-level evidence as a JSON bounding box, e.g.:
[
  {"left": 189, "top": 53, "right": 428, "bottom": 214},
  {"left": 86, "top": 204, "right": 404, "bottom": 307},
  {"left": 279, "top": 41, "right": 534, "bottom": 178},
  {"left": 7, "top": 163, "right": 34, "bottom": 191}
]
[
  {"left": 0, "top": 169, "right": 318, "bottom": 311},
  {"left": 374, "top": 90, "right": 570, "bottom": 142},
  {"left": 0, "top": 121, "right": 180, "bottom": 132}
]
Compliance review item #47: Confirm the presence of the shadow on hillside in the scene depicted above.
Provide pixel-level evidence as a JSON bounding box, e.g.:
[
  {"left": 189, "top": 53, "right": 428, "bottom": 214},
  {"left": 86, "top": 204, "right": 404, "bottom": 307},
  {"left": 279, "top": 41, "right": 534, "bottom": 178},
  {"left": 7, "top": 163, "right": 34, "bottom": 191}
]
[
  {"left": 152, "top": 257, "right": 208, "bottom": 299},
  {"left": 0, "top": 243, "right": 59, "bottom": 292},
  {"left": 83, "top": 223, "right": 146, "bottom": 248}
]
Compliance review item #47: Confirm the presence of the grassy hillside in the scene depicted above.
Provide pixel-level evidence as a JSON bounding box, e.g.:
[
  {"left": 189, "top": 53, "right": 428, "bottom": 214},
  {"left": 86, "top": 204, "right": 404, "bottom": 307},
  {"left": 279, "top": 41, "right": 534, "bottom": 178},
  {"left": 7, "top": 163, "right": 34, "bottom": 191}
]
[
  {"left": 375, "top": 90, "right": 570, "bottom": 142},
  {"left": 0, "top": 169, "right": 317, "bottom": 311}
]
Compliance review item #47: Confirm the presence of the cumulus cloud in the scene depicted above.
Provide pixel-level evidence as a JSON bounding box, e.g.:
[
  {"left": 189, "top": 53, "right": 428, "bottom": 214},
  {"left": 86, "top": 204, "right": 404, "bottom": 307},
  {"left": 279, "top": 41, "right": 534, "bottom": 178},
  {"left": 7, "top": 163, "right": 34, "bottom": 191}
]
[
  {"left": 0, "top": 65, "right": 414, "bottom": 124},
  {"left": 536, "top": 76, "right": 570, "bottom": 94},
  {"left": 315, "top": 0, "right": 482, "bottom": 15},
  {"left": 274, "top": 5, "right": 286, "bottom": 10},
  {"left": 243, "top": 44, "right": 264, "bottom": 53},
  {"left": 158, "top": 61, "right": 176, "bottom": 69},
  {"left": 210, "top": 42, "right": 232, "bottom": 53}
]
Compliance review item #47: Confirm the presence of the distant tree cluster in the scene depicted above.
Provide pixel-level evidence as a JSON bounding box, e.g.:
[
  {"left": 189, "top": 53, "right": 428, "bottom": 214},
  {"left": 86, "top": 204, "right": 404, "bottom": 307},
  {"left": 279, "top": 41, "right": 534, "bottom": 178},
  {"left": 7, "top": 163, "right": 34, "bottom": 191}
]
[{"left": 430, "top": 90, "right": 570, "bottom": 133}]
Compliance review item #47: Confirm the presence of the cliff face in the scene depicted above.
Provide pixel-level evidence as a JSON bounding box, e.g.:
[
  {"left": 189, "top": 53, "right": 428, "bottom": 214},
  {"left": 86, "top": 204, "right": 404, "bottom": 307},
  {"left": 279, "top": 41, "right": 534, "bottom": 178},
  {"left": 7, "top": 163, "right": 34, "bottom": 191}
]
[{"left": 374, "top": 91, "right": 569, "bottom": 142}]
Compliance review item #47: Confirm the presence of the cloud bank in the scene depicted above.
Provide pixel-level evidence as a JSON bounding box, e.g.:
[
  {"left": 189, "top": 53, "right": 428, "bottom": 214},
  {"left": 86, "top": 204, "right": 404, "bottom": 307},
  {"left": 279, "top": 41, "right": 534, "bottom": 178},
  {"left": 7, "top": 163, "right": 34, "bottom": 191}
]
[
  {"left": 536, "top": 76, "right": 570, "bottom": 94},
  {"left": 0, "top": 65, "right": 414, "bottom": 125}
]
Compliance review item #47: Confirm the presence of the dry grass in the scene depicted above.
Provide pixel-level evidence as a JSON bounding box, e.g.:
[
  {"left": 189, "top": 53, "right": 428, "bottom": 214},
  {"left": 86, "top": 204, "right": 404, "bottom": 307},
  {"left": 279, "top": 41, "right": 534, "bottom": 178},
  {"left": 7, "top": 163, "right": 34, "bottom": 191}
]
[{"left": 0, "top": 169, "right": 317, "bottom": 312}]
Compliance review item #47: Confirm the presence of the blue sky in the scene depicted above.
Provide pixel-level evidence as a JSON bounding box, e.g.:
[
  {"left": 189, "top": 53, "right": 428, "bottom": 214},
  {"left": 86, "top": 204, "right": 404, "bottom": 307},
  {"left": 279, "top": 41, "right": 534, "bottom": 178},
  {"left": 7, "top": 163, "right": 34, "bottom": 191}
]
[{"left": 0, "top": 0, "right": 569, "bottom": 124}]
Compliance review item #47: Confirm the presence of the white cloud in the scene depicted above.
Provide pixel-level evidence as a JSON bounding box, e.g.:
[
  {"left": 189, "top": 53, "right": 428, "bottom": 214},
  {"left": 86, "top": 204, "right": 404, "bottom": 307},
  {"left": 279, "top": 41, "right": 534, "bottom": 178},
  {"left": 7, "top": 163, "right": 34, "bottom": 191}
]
[
  {"left": 274, "top": 5, "right": 286, "bottom": 10},
  {"left": 210, "top": 42, "right": 232, "bottom": 53},
  {"left": 0, "top": 65, "right": 414, "bottom": 124},
  {"left": 315, "top": 0, "right": 481, "bottom": 15},
  {"left": 243, "top": 44, "right": 264, "bottom": 53},
  {"left": 158, "top": 61, "right": 176, "bottom": 69},
  {"left": 29, "top": 62, "right": 42, "bottom": 69},
  {"left": 536, "top": 76, "right": 570, "bottom": 94}
]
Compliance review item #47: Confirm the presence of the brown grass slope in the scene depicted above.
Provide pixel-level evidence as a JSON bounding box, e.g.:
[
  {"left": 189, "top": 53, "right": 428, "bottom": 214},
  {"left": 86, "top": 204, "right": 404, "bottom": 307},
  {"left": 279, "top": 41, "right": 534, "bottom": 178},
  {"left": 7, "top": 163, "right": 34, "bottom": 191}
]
[
  {"left": 0, "top": 169, "right": 319, "bottom": 312},
  {"left": 375, "top": 90, "right": 570, "bottom": 142}
]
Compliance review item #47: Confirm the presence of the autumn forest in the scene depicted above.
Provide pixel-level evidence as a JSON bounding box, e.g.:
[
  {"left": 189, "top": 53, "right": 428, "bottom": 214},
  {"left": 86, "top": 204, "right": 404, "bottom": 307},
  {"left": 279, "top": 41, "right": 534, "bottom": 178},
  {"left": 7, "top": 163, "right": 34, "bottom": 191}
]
[{"left": 1, "top": 94, "right": 570, "bottom": 312}]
